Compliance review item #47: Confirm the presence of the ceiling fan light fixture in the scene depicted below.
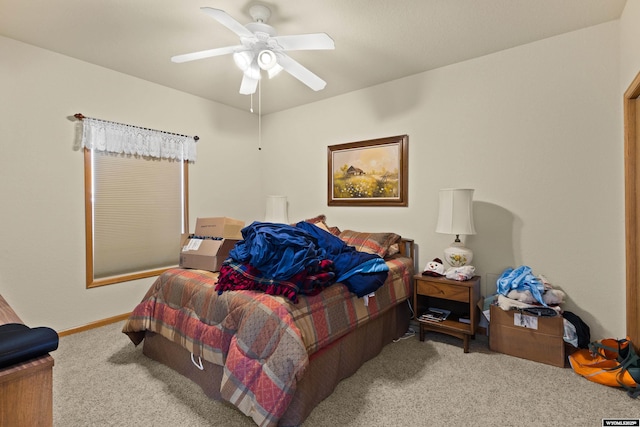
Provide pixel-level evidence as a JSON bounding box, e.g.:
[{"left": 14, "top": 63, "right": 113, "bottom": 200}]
[
  {"left": 173, "top": 7, "right": 334, "bottom": 95},
  {"left": 233, "top": 51, "right": 254, "bottom": 71},
  {"left": 257, "top": 49, "right": 277, "bottom": 70},
  {"left": 267, "top": 63, "right": 283, "bottom": 79},
  {"left": 244, "top": 61, "right": 262, "bottom": 80}
]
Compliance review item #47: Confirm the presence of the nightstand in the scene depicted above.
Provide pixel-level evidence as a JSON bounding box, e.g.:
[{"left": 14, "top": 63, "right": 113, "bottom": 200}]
[{"left": 413, "top": 274, "right": 481, "bottom": 353}]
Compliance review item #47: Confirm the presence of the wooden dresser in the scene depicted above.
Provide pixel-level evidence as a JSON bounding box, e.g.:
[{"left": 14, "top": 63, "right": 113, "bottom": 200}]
[{"left": 0, "top": 295, "right": 54, "bottom": 427}]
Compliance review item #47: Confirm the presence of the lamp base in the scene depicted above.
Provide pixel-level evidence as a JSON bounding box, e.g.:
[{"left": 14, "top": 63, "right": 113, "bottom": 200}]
[{"left": 443, "top": 241, "right": 473, "bottom": 267}]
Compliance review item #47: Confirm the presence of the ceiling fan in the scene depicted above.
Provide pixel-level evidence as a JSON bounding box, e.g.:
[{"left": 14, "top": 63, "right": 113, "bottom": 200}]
[{"left": 171, "top": 5, "right": 335, "bottom": 95}]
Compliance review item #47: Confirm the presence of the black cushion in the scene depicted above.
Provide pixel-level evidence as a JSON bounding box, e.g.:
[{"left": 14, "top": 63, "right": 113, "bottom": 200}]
[{"left": 0, "top": 323, "right": 59, "bottom": 369}]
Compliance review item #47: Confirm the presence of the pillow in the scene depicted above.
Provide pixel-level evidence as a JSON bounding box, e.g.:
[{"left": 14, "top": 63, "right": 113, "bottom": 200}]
[
  {"left": 310, "top": 220, "right": 331, "bottom": 233},
  {"left": 304, "top": 214, "right": 341, "bottom": 236},
  {"left": 338, "top": 230, "right": 401, "bottom": 258},
  {"left": 387, "top": 243, "right": 400, "bottom": 257}
]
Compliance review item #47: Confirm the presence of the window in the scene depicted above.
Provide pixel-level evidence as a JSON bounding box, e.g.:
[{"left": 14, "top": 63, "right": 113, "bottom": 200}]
[
  {"left": 77, "top": 116, "right": 196, "bottom": 289},
  {"left": 84, "top": 149, "right": 188, "bottom": 288}
]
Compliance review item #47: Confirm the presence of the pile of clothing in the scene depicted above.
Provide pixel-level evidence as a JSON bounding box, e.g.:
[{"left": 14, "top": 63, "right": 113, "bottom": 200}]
[
  {"left": 495, "top": 265, "right": 590, "bottom": 349},
  {"left": 215, "top": 221, "right": 390, "bottom": 303},
  {"left": 496, "top": 266, "right": 565, "bottom": 312}
]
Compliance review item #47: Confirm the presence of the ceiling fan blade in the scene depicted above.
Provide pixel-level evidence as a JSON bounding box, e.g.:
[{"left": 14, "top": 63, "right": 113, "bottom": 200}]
[
  {"left": 201, "top": 7, "right": 255, "bottom": 39},
  {"left": 277, "top": 53, "right": 327, "bottom": 91},
  {"left": 273, "top": 33, "right": 335, "bottom": 51},
  {"left": 171, "top": 45, "right": 243, "bottom": 63},
  {"left": 239, "top": 73, "right": 259, "bottom": 95}
]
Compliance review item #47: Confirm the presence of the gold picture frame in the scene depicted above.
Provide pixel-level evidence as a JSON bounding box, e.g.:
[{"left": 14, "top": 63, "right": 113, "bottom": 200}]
[{"left": 327, "top": 135, "right": 408, "bottom": 206}]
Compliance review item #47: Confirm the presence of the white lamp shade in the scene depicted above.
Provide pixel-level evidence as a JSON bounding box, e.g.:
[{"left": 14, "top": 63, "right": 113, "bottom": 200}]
[
  {"left": 264, "top": 195, "right": 289, "bottom": 223},
  {"left": 244, "top": 61, "right": 262, "bottom": 81},
  {"left": 435, "top": 188, "right": 476, "bottom": 236},
  {"left": 267, "top": 63, "right": 283, "bottom": 79},
  {"left": 257, "top": 49, "right": 277, "bottom": 70},
  {"left": 233, "top": 51, "right": 254, "bottom": 71}
]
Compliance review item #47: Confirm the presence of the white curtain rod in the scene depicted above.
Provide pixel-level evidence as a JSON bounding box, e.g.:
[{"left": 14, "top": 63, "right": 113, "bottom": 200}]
[{"left": 74, "top": 113, "right": 199, "bottom": 142}]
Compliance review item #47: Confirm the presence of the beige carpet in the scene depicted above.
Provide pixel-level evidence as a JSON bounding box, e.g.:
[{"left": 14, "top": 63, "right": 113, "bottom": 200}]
[{"left": 53, "top": 322, "right": 640, "bottom": 426}]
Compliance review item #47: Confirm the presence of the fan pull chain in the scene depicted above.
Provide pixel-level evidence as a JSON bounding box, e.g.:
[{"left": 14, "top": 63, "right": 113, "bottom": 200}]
[{"left": 258, "top": 79, "right": 262, "bottom": 151}]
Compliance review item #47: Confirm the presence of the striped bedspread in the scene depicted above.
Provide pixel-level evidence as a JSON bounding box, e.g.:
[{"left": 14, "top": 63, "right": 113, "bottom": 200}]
[{"left": 122, "top": 255, "right": 412, "bottom": 427}]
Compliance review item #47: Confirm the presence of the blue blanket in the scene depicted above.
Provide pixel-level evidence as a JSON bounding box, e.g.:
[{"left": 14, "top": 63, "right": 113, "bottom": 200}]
[
  {"left": 227, "top": 221, "right": 389, "bottom": 297},
  {"left": 496, "top": 265, "right": 547, "bottom": 306}
]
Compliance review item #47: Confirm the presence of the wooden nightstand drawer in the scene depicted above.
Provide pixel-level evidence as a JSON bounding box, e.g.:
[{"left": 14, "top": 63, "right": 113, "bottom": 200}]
[{"left": 416, "top": 280, "right": 469, "bottom": 303}]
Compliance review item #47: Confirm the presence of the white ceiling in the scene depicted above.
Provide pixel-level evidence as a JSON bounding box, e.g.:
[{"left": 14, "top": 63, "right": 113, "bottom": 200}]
[{"left": 0, "top": 0, "right": 627, "bottom": 115}]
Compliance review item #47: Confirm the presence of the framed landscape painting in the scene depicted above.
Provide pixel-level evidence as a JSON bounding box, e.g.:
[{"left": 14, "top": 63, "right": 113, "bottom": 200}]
[{"left": 327, "top": 135, "right": 408, "bottom": 206}]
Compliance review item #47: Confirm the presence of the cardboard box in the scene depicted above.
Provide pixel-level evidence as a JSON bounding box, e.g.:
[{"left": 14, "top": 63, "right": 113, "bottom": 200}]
[
  {"left": 192, "top": 217, "right": 244, "bottom": 240},
  {"left": 489, "top": 304, "right": 566, "bottom": 367},
  {"left": 179, "top": 217, "right": 245, "bottom": 272},
  {"left": 477, "top": 294, "right": 495, "bottom": 336}
]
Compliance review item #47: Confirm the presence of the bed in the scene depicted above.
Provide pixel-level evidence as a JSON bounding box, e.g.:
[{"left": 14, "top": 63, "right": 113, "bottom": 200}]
[{"left": 122, "top": 216, "right": 414, "bottom": 427}]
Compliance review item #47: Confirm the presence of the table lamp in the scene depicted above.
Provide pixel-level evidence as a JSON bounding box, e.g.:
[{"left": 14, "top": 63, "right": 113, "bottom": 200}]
[
  {"left": 435, "top": 188, "right": 476, "bottom": 267},
  {"left": 264, "top": 195, "right": 289, "bottom": 223}
]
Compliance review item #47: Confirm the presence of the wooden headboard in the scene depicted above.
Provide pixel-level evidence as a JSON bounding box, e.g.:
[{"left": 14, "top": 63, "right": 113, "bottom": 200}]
[{"left": 398, "top": 238, "right": 415, "bottom": 260}]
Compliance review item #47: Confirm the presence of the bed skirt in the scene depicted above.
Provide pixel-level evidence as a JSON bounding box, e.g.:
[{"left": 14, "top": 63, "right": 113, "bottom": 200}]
[{"left": 142, "top": 300, "right": 410, "bottom": 426}]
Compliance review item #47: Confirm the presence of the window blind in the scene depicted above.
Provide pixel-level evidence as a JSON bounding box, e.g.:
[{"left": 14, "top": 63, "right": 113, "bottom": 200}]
[{"left": 91, "top": 151, "right": 184, "bottom": 280}]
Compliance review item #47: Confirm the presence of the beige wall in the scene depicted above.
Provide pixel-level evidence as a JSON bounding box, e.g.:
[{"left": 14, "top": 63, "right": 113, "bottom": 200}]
[
  {"left": 2, "top": 2, "right": 639, "bottom": 341},
  {"left": 263, "top": 21, "right": 623, "bottom": 340},
  {"left": 621, "top": 0, "right": 640, "bottom": 89},
  {"left": 0, "top": 36, "right": 260, "bottom": 331}
]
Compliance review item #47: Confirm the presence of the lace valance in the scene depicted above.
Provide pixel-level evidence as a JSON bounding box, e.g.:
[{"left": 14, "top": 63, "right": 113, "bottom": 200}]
[{"left": 80, "top": 117, "right": 197, "bottom": 161}]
